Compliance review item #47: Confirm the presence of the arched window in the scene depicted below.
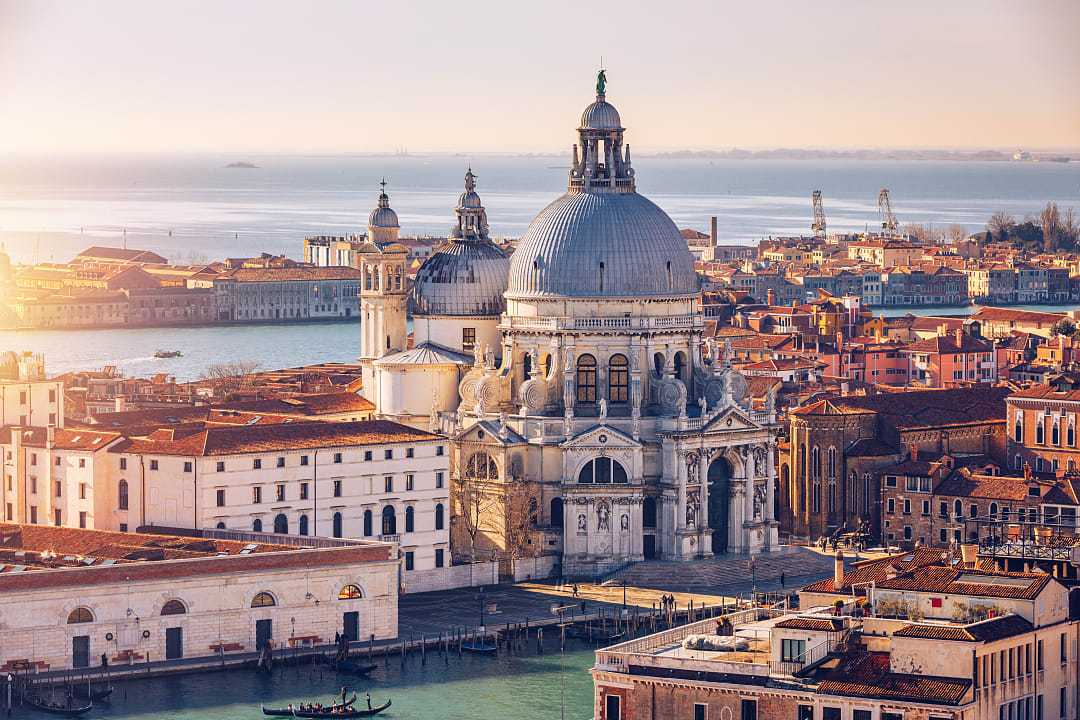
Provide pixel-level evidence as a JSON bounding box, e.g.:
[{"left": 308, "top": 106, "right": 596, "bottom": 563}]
[
  {"left": 465, "top": 452, "right": 498, "bottom": 482},
  {"left": 608, "top": 354, "right": 629, "bottom": 403},
  {"left": 673, "top": 352, "right": 686, "bottom": 383},
  {"left": 250, "top": 592, "right": 276, "bottom": 608},
  {"left": 577, "top": 457, "right": 628, "bottom": 484},
  {"left": 811, "top": 446, "right": 821, "bottom": 479},
  {"left": 404, "top": 506, "right": 415, "bottom": 533},
  {"left": 118, "top": 479, "right": 128, "bottom": 510},
  {"left": 216, "top": 521, "right": 226, "bottom": 529},
  {"left": 434, "top": 503, "right": 445, "bottom": 531},
  {"left": 252, "top": 518, "right": 263, "bottom": 533},
  {"left": 827, "top": 447, "right": 836, "bottom": 478},
  {"left": 954, "top": 499, "right": 963, "bottom": 518},
  {"left": 332, "top": 512, "right": 343, "bottom": 538},
  {"left": 1069, "top": 419, "right": 1076, "bottom": 447},
  {"left": 576, "top": 354, "right": 597, "bottom": 404},
  {"left": 1036, "top": 421, "right": 1044, "bottom": 444},
  {"left": 812, "top": 480, "right": 821, "bottom": 514},
  {"left": 298, "top": 514, "right": 309, "bottom": 536},
  {"left": 363, "top": 510, "right": 373, "bottom": 537},
  {"left": 1052, "top": 421, "right": 1060, "bottom": 446},
  {"left": 863, "top": 473, "right": 872, "bottom": 513},
  {"left": 338, "top": 584, "right": 363, "bottom": 600},
  {"left": 989, "top": 502, "right": 998, "bottom": 519},
  {"left": 550, "top": 498, "right": 564, "bottom": 528},
  {"left": 1014, "top": 414, "right": 1023, "bottom": 443},
  {"left": 160, "top": 599, "right": 186, "bottom": 616},
  {"left": 67, "top": 607, "right": 93, "bottom": 624},
  {"left": 522, "top": 353, "right": 532, "bottom": 379},
  {"left": 273, "top": 513, "right": 288, "bottom": 534},
  {"left": 381, "top": 506, "right": 397, "bottom": 535},
  {"left": 653, "top": 353, "right": 665, "bottom": 377}
]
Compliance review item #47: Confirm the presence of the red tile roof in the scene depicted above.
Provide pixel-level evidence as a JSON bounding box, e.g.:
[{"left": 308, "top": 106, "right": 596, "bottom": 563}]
[
  {"left": 774, "top": 617, "right": 845, "bottom": 632},
  {"left": 110, "top": 419, "right": 439, "bottom": 457},
  {"left": 218, "top": 267, "right": 361, "bottom": 282},
  {"left": 1, "top": 427, "right": 122, "bottom": 451},
  {"left": 816, "top": 652, "right": 972, "bottom": 706},
  {"left": 904, "top": 333, "right": 994, "bottom": 354},
  {"left": 893, "top": 614, "right": 1033, "bottom": 643}
]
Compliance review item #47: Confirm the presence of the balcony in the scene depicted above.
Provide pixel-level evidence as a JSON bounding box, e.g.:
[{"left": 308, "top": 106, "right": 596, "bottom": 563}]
[{"left": 379, "top": 534, "right": 401, "bottom": 544}]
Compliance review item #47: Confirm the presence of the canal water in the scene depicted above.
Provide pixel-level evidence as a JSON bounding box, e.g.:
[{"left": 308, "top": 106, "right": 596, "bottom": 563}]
[
  {"left": 21, "top": 641, "right": 597, "bottom": 719},
  {"left": 3, "top": 303, "right": 1078, "bottom": 383}
]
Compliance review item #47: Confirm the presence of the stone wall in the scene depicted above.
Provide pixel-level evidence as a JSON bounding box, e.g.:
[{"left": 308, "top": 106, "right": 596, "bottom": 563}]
[{"left": 400, "top": 560, "right": 499, "bottom": 594}]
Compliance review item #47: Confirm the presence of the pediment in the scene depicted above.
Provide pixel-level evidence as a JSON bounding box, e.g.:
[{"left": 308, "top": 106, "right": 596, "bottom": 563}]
[
  {"left": 455, "top": 419, "right": 526, "bottom": 447},
  {"left": 561, "top": 423, "right": 641, "bottom": 450},
  {"left": 698, "top": 405, "right": 762, "bottom": 433}
]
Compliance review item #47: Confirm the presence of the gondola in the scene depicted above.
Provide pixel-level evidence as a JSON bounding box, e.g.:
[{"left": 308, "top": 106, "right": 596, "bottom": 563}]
[
  {"left": 332, "top": 659, "right": 378, "bottom": 674},
  {"left": 23, "top": 696, "right": 93, "bottom": 716},
  {"left": 262, "top": 699, "right": 391, "bottom": 718},
  {"left": 262, "top": 695, "right": 356, "bottom": 717},
  {"left": 72, "top": 683, "right": 114, "bottom": 701},
  {"left": 461, "top": 639, "right": 498, "bottom": 655}
]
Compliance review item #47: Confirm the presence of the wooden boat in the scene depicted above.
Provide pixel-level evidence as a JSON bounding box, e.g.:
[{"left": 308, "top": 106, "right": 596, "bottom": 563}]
[
  {"left": 24, "top": 697, "right": 93, "bottom": 716},
  {"left": 262, "top": 698, "right": 391, "bottom": 718},
  {"left": 154, "top": 350, "right": 182, "bottom": 358},
  {"left": 461, "top": 639, "right": 497, "bottom": 655},
  {"left": 332, "top": 659, "right": 378, "bottom": 674},
  {"left": 72, "top": 683, "right": 114, "bottom": 701}
]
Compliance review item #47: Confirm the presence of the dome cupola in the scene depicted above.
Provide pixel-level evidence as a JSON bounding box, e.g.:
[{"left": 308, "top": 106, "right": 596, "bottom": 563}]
[
  {"left": 505, "top": 72, "right": 698, "bottom": 300},
  {"left": 368, "top": 178, "right": 400, "bottom": 230},
  {"left": 411, "top": 169, "right": 509, "bottom": 317}
]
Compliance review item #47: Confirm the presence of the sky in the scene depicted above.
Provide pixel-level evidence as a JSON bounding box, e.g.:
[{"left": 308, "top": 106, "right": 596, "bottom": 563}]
[{"left": 1, "top": 0, "right": 1078, "bottom": 154}]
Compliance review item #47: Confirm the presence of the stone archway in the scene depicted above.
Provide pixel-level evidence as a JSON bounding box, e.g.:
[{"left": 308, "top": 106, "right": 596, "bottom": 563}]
[{"left": 707, "top": 457, "right": 732, "bottom": 554}]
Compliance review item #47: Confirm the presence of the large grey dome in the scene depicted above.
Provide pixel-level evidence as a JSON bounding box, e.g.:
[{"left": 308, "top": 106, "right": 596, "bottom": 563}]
[
  {"left": 368, "top": 199, "right": 399, "bottom": 229},
  {"left": 412, "top": 240, "right": 509, "bottom": 316},
  {"left": 506, "top": 191, "right": 699, "bottom": 299}
]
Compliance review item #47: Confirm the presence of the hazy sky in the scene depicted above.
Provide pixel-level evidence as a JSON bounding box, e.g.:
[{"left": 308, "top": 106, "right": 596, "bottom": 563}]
[{"left": 1, "top": 0, "right": 1078, "bottom": 154}]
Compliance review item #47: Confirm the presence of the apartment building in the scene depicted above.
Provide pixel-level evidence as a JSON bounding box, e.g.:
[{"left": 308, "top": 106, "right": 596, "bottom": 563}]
[
  {"left": 901, "top": 328, "right": 997, "bottom": 388},
  {"left": 1007, "top": 379, "right": 1080, "bottom": 476},
  {"left": 211, "top": 267, "right": 362, "bottom": 322},
  {"left": 593, "top": 548, "right": 1079, "bottom": 720},
  {"left": 107, "top": 420, "right": 451, "bottom": 577},
  {"left": 0, "top": 352, "right": 64, "bottom": 427}
]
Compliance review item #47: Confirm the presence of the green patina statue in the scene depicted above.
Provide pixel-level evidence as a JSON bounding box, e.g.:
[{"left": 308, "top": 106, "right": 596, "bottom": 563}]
[{"left": 596, "top": 69, "right": 607, "bottom": 96}]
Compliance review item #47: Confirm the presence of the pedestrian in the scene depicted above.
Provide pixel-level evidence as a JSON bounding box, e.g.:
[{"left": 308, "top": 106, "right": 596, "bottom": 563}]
[
  {"left": 780, "top": 572, "right": 786, "bottom": 588},
  {"left": 340, "top": 686, "right": 348, "bottom": 705},
  {"left": 365, "top": 692, "right": 372, "bottom": 710},
  {"left": 100, "top": 652, "right": 108, "bottom": 668}
]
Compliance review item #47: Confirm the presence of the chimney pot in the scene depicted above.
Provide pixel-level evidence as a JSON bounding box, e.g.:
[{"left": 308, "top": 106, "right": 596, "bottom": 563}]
[{"left": 834, "top": 549, "right": 845, "bottom": 587}]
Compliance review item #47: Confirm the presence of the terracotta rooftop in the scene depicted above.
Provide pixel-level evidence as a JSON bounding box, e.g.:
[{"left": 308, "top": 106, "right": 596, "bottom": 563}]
[
  {"left": 1, "top": 426, "right": 122, "bottom": 451},
  {"left": 790, "top": 386, "right": 1009, "bottom": 431},
  {"left": 218, "top": 267, "right": 362, "bottom": 282},
  {"left": 110, "top": 419, "right": 440, "bottom": 457},
  {"left": 934, "top": 470, "right": 1037, "bottom": 502},
  {"left": 774, "top": 617, "right": 845, "bottom": 632},
  {"left": 972, "top": 307, "right": 1067, "bottom": 325},
  {"left": 893, "top": 614, "right": 1034, "bottom": 643},
  {"left": 815, "top": 652, "right": 972, "bottom": 706},
  {"left": 904, "top": 333, "right": 994, "bottom": 354}
]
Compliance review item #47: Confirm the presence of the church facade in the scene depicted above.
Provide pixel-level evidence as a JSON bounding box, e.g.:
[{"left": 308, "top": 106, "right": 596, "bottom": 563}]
[{"left": 359, "top": 75, "right": 779, "bottom": 574}]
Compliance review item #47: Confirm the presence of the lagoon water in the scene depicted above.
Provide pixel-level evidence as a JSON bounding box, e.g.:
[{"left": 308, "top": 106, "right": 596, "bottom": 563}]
[
  {"left": 20, "top": 641, "right": 598, "bottom": 720},
  {"left": 1, "top": 154, "right": 1078, "bottom": 378}
]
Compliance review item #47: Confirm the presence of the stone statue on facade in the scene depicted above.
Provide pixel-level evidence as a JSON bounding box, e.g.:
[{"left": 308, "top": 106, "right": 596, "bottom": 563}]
[
  {"left": 597, "top": 501, "right": 610, "bottom": 531},
  {"left": 473, "top": 341, "right": 484, "bottom": 367},
  {"left": 598, "top": 397, "right": 608, "bottom": 422},
  {"left": 699, "top": 395, "right": 708, "bottom": 417}
]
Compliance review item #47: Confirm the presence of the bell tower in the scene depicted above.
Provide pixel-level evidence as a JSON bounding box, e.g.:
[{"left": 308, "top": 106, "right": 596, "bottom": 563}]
[{"left": 359, "top": 181, "right": 408, "bottom": 399}]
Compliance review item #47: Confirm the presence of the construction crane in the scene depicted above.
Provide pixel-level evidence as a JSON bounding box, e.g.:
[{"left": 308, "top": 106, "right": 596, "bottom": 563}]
[
  {"left": 877, "top": 188, "right": 899, "bottom": 235},
  {"left": 811, "top": 190, "right": 827, "bottom": 238}
]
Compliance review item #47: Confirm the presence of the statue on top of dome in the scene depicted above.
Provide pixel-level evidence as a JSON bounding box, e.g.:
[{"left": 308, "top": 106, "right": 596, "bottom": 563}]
[{"left": 596, "top": 68, "right": 607, "bottom": 97}]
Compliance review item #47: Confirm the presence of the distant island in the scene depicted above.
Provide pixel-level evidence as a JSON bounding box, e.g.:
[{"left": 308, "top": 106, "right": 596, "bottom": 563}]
[{"left": 224, "top": 161, "right": 259, "bottom": 169}]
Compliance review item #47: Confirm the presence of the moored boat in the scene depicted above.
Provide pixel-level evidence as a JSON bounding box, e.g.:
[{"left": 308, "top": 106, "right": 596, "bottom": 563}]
[
  {"left": 261, "top": 698, "right": 391, "bottom": 718},
  {"left": 332, "top": 659, "right": 378, "bottom": 674},
  {"left": 24, "top": 697, "right": 93, "bottom": 716},
  {"left": 72, "top": 683, "right": 114, "bottom": 701}
]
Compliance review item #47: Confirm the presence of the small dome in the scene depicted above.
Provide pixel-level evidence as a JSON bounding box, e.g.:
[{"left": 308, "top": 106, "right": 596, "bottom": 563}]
[
  {"left": 411, "top": 241, "right": 509, "bottom": 317},
  {"left": 580, "top": 98, "right": 622, "bottom": 130},
  {"left": 458, "top": 190, "right": 482, "bottom": 209},
  {"left": 368, "top": 196, "right": 400, "bottom": 229}
]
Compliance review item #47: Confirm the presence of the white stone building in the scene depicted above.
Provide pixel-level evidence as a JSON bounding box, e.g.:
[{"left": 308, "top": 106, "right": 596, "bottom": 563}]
[
  {"left": 360, "top": 74, "right": 780, "bottom": 575},
  {"left": 0, "top": 524, "right": 397, "bottom": 671},
  {"left": 0, "top": 352, "right": 63, "bottom": 428}
]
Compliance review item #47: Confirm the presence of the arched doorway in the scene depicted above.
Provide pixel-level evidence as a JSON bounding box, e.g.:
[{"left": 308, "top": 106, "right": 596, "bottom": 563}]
[
  {"left": 707, "top": 457, "right": 732, "bottom": 554},
  {"left": 550, "top": 497, "right": 564, "bottom": 529}
]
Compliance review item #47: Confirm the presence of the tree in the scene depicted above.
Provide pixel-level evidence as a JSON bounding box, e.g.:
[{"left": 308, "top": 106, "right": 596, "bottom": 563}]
[
  {"left": 1051, "top": 319, "right": 1076, "bottom": 338},
  {"left": 946, "top": 224, "right": 968, "bottom": 244},
  {"left": 903, "top": 223, "right": 933, "bottom": 244},
  {"left": 987, "top": 211, "right": 1016, "bottom": 242},
  {"left": 502, "top": 478, "right": 538, "bottom": 564},
  {"left": 449, "top": 441, "right": 500, "bottom": 563},
  {"left": 201, "top": 361, "right": 260, "bottom": 399},
  {"left": 1039, "top": 202, "right": 1062, "bottom": 253}
]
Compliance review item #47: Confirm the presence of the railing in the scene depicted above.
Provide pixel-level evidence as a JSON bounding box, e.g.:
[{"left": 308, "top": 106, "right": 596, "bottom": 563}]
[
  {"left": 769, "top": 629, "right": 848, "bottom": 676},
  {"left": 501, "top": 315, "right": 703, "bottom": 332},
  {"left": 379, "top": 534, "right": 401, "bottom": 544}
]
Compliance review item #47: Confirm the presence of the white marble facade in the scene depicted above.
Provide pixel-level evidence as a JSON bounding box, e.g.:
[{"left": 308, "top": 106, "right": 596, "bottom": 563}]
[{"left": 362, "top": 74, "right": 780, "bottom": 574}]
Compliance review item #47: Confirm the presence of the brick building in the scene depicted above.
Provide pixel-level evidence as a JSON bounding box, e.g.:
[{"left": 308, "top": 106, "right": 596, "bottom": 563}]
[
  {"left": 783, "top": 387, "right": 1009, "bottom": 541},
  {"left": 1007, "top": 378, "right": 1080, "bottom": 476}
]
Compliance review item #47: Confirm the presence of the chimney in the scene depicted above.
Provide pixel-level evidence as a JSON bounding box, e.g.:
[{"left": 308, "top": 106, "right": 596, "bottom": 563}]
[
  {"left": 767, "top": 288, "right": 776, "bottom": 306},
  {"left": 960, "top": 543, "right": 978, "bottom": 565},
  {"left": 710, "top": 216, "right": 718, "bottom": 247},
  {"left": 910, "top": 443, "right": 918, "bottom": 461},
  {"left": 834, "top": 549, "right": 845, "bottom": 587},
  {"left": 938, "top": 323, "right": 948, "bottom": 337},
  {"left": 954, "top": 328, "right": 964, "bottom": 346}
]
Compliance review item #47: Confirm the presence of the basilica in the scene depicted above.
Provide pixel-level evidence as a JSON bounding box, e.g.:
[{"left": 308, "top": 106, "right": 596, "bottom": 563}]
[{"left": 357, "top": 74, "right": 779, "bottom": 573}]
